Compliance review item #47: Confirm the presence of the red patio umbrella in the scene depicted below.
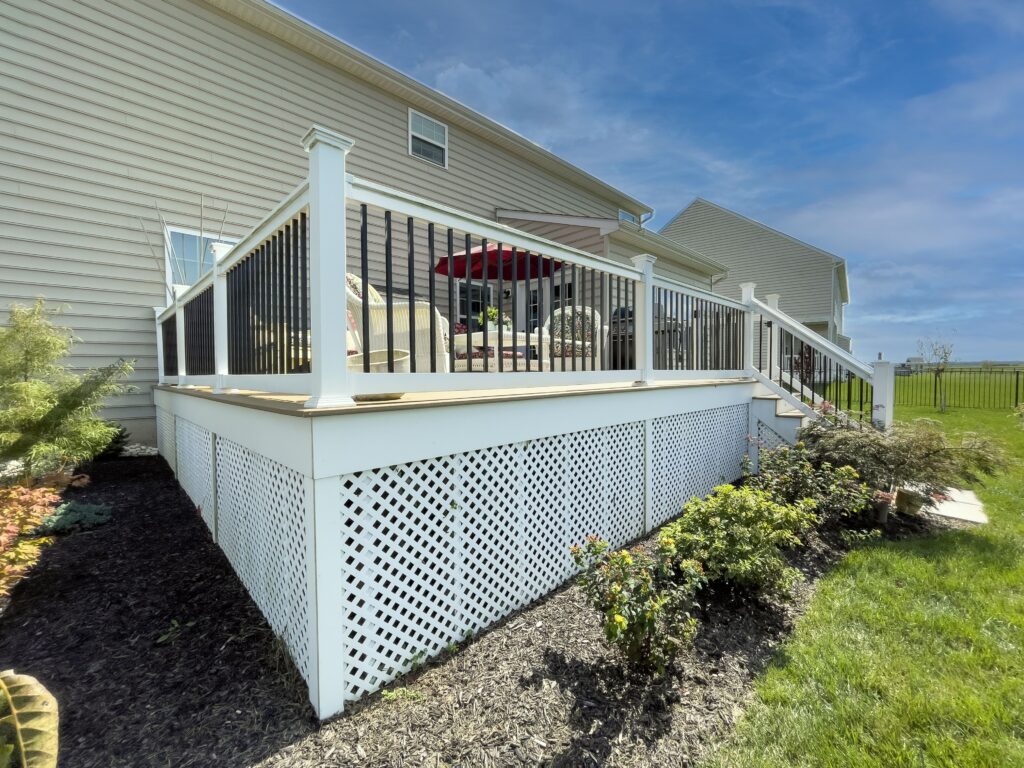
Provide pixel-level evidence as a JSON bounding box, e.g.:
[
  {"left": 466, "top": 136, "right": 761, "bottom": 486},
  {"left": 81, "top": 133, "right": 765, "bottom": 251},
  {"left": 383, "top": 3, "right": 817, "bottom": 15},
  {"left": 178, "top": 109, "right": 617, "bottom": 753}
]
[{"left": 434, "top": 242, "right": 563, "bottom": 281}]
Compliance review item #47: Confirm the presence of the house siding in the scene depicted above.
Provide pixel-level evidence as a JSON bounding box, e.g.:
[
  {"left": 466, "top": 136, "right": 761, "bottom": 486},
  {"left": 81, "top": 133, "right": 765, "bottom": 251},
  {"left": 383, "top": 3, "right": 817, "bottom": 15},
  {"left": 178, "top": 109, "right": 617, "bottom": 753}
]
[
  {"left": 496, "top": 218, "right": 608, "bottom": 257},
  {"left": 660, "top": 200, "right": 835, "bottom": 322},
  {"left": 0, "top": 0, "right": 644, "bottom": 442},
  {"left": 606, "top": 237, "right": 712, "bottom": 291}
]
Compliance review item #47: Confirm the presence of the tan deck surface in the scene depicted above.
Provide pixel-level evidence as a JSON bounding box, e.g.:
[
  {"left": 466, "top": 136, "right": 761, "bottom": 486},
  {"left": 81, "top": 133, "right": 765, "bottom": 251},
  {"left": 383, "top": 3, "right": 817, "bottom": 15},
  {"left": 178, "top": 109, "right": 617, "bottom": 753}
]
[{"left": 155, "top": 377, "right": 753, "bottom": 417}]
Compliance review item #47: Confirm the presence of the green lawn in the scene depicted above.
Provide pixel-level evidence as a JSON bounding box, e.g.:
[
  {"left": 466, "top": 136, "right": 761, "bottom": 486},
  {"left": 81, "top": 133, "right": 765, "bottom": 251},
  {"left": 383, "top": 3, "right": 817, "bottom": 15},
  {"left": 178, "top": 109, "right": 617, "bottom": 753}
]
[{"left": 704, "top": 406, "right": 1024, "bottom": 768}]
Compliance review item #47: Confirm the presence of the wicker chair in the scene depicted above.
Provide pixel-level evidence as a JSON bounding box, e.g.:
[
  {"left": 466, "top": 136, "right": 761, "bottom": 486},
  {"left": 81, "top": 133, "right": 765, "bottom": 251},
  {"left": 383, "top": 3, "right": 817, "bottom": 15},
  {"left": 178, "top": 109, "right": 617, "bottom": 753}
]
[
  {"left": 345, "top": 274, "right": 450, "bottom": 373},
  {"left": 535, "top": 306, "right": 606, "bottom": 371}
]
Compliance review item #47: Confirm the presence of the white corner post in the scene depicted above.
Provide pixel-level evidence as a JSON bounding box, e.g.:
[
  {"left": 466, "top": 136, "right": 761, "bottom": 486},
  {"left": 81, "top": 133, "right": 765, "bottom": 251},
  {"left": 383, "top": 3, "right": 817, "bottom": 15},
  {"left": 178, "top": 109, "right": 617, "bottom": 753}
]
[
  {"left": 153, "top": 307, "right": 166, "bottom": 384},
  {"left": 739, "top": 282, "right": 756, "bottom": 373},
  {"left": 872, "top": 360, "right": 895, "bottom": 430},
  {"left": 174, "top": 290, "right": 187, "bottom": 382},
  {"left": 307, "top": 471, "right": 346, "bottom": 719},
  {"left": 211, "top": 242, "right": 232, "bottom": 393},
  {"left": 302, "top": 125, "right": 356, "bottom": 409},
  {"left": 764, "top": 293, "right": 780, "bottom": 378},
  {"left": 630, "top": 253, "right": 656, "bottom": 385}
]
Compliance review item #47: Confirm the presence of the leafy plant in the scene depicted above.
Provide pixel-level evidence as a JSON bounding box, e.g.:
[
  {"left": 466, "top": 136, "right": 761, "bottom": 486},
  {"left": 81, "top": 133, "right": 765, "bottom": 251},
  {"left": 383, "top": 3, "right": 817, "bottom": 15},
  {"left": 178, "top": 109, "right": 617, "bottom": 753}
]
[
  {"left": 0, "top": 669, "right": 59, "bottom": 768},
  {"left": 1, "top": 485, "right": 60, "bottom": 599},
  {"left": 800, "top": 418, "right": 1007, "bottom": 501},
  {"left": 0, "top": 301, "right": 134, "bottom": 479},
  {"left": 571, "top": 536, "right": 703, "bottom": 672},
  {"left": 477, "top": 305, "right": 511, "bottom": 328},
  {"left": 660, "top": 485, "right": 817, "bottom": 595},
  {"left": 93, "top": 424, "right": 129, "bottom": 461},
  {"left": 32, "top": 501, "right": 111, "bottom": 536},
  {"left": 747, "top": 442, "right": 872, "bottom": 524},
  {"left": 155, "top": 619, "right": 195, "bottom": 645}
]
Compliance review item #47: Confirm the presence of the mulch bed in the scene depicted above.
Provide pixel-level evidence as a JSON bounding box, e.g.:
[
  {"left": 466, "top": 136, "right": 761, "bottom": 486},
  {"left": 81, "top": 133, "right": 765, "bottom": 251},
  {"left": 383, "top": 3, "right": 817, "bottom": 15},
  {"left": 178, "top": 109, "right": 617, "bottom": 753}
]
[{"left": 0, "top": 457, "right": 965, "bottom": 767}]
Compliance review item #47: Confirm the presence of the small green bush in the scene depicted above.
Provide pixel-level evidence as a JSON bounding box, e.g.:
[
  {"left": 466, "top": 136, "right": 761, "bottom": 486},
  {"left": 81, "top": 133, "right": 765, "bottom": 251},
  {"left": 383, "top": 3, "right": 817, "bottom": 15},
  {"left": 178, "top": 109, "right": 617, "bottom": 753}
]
[
  {"left": 94, "top": 424, "right": 129, "bottom": 461},
  {"left": 660, "top": 485, "right": 816, "bottom": 595},
  {"left": 0, "top": 301, "right": 134, "bottom": 479},
  {"left": 32, "top": 501, "right": 112, "bottom": 535},
  {"left": 747, "top": 442, "right": 872, "bottom": 523},
  {"left": 800, "top": 418, "right": 1007, "bottom": 499},
  {"left": 571, "top": 536, "right": 703, "bottom": 673}
]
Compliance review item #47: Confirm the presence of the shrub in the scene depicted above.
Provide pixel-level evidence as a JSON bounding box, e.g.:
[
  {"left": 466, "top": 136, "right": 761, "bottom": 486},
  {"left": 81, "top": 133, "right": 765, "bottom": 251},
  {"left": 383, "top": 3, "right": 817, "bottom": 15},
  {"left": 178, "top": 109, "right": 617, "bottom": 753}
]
[
  {"left": 1, "top": 484, "right": 60, "bottom": 598},
  {"left": 747, "top": 442, "right": 872, "bottom": 523},
  {"left": 0, "top": 668, "right": 59, "bottom": 768},
  {"left": 570, "top": 536, "right": 703, "bottom": 673},
  {"left": 94, "top": 424, "right": 129, "bottom": 461},
  {"left": 800, "top": 418, "right": 1007, "bottom": 499},
  {"left": 0, "top": 300, "right": 134, "bottom": 479},
  {"left": 32, "top": 501, "right": 112, "bottom": 535},
  {"left": 660, "top": 485, "right": 816, "bottom": 595}
]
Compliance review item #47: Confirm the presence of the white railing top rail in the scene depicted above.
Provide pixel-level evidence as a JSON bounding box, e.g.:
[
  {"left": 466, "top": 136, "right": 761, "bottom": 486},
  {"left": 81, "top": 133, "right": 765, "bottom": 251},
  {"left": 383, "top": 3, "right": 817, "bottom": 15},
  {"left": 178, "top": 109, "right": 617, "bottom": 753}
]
[
  {"left": 346, "top": 174, "right": 644, "bottom": 282},
  {"left": 651, "top": 273, "right": 747, "bottom": 311},
  {"left": 168, "top": 181, "right": 311, "bottom": 310},
  {"left": 750, "top": 296, "right": 874, "bottom": 380}
]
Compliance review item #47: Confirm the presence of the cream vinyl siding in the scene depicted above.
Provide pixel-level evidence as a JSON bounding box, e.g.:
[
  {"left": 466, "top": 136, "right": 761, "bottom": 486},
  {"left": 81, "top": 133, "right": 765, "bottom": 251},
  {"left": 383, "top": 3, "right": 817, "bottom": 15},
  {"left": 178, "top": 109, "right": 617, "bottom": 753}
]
[
  {"left": 661, "top": 199, "right": 834, "bottom": 321},
  {"left": 605, "top": 238, "right": 712, "bottom": 291},
  {"left": 496, "top": 218, "right": 607, "bottom": 258},
  {"left": 0, "top": 0, "right": 634, "bottom": 442}
]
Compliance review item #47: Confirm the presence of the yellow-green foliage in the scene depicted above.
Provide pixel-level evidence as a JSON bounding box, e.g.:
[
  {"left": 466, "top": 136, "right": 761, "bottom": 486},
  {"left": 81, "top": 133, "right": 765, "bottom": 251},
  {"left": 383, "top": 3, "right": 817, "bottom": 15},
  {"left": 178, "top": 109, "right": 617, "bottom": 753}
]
[
  {"left": 0, "top": 301, "right": 134, "bottom": 478},
  {"left": 747, "top": 442, "right": 872, "bottom": 523},
  {"left": 571, "top": 536, "right": 704, "bottom": 672},
  {"left": 661, "top": 485, "right": 817, "bottom": 595},
  {"left": 0, "top": 485, "right": 60, "bottom": 599},
  {"left": 0, "top": 669, "right": 59, "bottom": 768}
]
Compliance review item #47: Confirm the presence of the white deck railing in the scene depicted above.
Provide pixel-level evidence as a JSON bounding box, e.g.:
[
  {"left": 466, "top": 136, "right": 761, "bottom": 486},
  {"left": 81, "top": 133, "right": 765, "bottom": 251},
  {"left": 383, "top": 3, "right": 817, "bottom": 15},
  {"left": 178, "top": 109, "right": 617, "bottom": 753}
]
[{"left": 154, "top": 124, "right": 894, "bottom": 427}]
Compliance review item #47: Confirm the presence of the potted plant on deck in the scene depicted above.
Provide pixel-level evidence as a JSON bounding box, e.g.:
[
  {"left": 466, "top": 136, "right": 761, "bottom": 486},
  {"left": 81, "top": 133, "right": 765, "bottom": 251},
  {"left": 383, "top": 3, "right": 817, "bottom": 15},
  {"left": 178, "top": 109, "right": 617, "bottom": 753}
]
[{"left": 478, "top": 305, "right": 512, "bottom": 332}]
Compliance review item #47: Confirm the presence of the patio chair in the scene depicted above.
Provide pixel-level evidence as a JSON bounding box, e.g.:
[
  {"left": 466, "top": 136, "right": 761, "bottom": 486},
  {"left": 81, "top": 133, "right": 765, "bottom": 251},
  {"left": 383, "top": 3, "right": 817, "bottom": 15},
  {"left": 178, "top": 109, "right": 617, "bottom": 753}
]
[
  {"left": 451, "top": 322, "right": 527, "bottom": 372},
  {"left": 535, "top": 306, "right": 606, "bottom": 371},
  {"left": 345, "top": 274, "right": 450, "bottom": 372}
]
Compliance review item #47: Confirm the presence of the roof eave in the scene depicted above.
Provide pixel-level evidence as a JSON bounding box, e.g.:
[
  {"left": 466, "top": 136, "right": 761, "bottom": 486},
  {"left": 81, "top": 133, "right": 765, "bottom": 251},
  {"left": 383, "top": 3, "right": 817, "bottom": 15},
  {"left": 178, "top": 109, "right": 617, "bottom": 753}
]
[{"left": 611, "top": 223, "right": 729, "bottom": 278}]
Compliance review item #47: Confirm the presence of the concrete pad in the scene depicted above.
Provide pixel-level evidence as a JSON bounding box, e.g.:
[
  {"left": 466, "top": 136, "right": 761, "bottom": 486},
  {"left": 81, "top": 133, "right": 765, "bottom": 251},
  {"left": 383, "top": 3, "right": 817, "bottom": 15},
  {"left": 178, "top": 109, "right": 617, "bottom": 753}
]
[{"left": 928, "top": 488, "right": 988, "bottom": 524}]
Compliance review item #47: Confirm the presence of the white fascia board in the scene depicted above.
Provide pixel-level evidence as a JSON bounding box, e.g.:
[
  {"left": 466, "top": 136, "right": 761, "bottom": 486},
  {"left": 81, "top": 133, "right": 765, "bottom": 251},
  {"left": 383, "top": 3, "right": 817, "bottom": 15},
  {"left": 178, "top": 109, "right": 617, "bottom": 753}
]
[{"left": 310, "top": 380, "right": 754, "bottom": 478}]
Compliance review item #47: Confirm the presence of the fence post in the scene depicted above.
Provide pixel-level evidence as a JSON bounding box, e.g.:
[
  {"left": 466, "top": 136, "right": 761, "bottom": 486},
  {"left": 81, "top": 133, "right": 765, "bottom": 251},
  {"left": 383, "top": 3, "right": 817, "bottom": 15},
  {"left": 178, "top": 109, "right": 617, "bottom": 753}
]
[
  {"left": 872, "top": 360, "right": 895, "bottom": 429},
  {"left": 302, "top": 125, "right": 356, "bottom": 408},
  {"left": 630, "top": 253, "right": 656, "bottom": 385},
  {"left": 739, "top": 282, "right": 756, "bottom": 373},
  {"left": 212, "top": 243, "right": 232, "bottom": 393},
  {"left": 174, "top": 290, "right": 187, "bottom": 383},
  {"left": 1016, "top": 370, "right": 1021, "bottom": 407}
]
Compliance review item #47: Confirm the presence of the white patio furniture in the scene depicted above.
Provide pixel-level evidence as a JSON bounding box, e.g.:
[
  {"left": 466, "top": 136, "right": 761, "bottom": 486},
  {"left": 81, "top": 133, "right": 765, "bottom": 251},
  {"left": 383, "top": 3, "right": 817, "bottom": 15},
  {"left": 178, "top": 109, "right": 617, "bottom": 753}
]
[
  {"left": 535, "top": 306, "right": 606, "bottom": 371},
  {"left": 345, "top": 274, "right": 450, "bottom": 372}
]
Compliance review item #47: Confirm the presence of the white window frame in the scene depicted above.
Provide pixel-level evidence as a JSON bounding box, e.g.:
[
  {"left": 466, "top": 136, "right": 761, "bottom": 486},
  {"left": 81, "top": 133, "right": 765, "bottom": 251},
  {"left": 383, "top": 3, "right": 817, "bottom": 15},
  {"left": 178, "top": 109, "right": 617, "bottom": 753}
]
[
  {"left": 408, "top": 108, "right": 449, "bottom": 169},
  {"left": 163, "top": 225, "right": 237, "bottom": 292},
  {"left": 457, "top": 280, "right": 493, "bottom": 329},
  {"left": 618, "top": 209, "right": 639, "bottom": 225}
]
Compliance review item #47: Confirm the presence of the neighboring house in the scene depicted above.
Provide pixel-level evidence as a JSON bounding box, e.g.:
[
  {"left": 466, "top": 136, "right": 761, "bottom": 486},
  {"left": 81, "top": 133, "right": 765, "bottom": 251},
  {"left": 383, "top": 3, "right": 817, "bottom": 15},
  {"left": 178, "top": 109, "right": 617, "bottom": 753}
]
[
  {"left": 0, "top": 0, "right": 724, "bottom": 443},
  {"left": 660, "top": 199, "right": 852, "bottom": 351}
]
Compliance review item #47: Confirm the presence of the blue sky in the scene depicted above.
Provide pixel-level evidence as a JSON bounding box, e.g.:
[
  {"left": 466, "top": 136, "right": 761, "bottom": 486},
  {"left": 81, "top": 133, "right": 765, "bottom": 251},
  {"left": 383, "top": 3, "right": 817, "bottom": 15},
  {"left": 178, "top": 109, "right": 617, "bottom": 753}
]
[{"left": 280, "top": 0, "right": 1024, "bottom": 362}]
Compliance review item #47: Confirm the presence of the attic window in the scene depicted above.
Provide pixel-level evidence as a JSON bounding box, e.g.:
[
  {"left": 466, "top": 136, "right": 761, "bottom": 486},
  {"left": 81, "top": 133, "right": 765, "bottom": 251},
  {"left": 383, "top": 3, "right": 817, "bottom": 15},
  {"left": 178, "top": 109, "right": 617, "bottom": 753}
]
[
  {"left": 618, "top": 209, "right": 638, "bottom": 224},
  {"left": 409, "top": 109, "right": 448, "bottom": 168}
]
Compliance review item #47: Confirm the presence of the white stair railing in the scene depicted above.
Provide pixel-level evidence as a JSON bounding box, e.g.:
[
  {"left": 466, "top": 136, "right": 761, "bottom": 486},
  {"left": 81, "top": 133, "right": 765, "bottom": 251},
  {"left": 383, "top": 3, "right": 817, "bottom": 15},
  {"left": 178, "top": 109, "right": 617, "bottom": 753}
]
[{"left": 740, "top": 283, "right": 894, "bottom": 429}]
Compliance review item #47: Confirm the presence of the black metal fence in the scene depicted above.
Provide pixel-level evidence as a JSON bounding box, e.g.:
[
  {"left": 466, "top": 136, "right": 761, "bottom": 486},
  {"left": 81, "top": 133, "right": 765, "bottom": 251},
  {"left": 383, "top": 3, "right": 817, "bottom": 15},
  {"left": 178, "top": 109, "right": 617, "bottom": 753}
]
[{"left": 894, "top": 366, "right": 1023, "bottom": 409}]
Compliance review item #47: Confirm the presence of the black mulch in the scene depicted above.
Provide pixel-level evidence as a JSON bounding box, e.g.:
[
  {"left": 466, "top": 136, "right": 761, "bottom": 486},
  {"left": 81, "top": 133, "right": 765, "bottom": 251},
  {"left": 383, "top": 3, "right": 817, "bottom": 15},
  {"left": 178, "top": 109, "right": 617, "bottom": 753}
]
[{"left": 0, "top": 457, "right": 964, "bottom": 768}]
